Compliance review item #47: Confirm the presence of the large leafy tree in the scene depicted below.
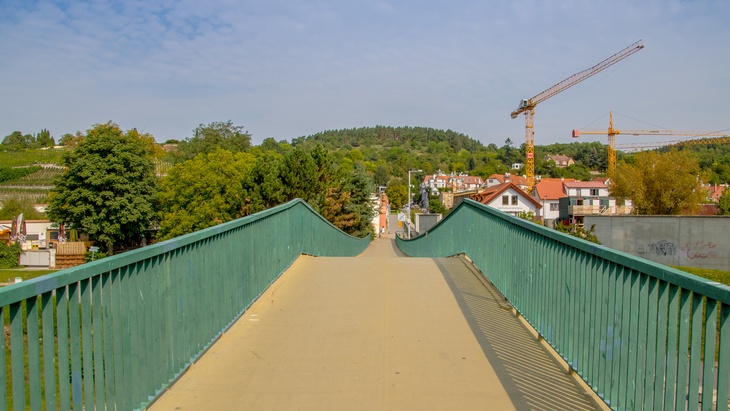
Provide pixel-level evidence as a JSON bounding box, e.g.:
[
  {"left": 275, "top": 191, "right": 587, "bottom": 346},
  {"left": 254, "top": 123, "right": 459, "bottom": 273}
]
[
  {"left": 48, "top": 122, "right": 157, "bottom": 254},
  {"left": 241, "top": 151, "right": 286, "bottom": 215},
  {"left": 157, "top": 148, "right": 254, "bottom": 240},
  {"left": 177, "top": 120, "right": 251, "bottom": 161},
  {"left": 718, "top": 188, "right": 730, "bottom": 215},
  {"left": 385, "top": 180, "right": 407, "bottom": 209},
  {"left": 2, "top": 131, "right": 34, "bottom": 147},
  {"left": 611, "top": 149, "right": 706, "bottom": 215},
  {"left": 36, "top": 128, "right": 54, "bottom": 148},
  {"left": 280, "top": 147, "right": 318, "bottom": 206}
]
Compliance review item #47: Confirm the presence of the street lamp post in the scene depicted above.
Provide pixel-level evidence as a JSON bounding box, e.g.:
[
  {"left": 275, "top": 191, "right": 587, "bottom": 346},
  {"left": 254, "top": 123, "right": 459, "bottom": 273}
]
[{"left": 407, "top": 169, "right": 422, "bottom": 239}]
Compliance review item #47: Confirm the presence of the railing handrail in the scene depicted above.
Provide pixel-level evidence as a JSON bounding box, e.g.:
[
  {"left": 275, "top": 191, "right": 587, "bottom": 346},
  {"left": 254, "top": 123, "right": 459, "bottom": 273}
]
[
  {"left": 397, "top": 198, "right": 730, "bottom": 410},
  {"left": 399, "top": 199, "right": 730, "bottom": 303},
  {"left": 0, "top": 198, "right": 370, "bottom": 410},
  {"left": 0, "top": 199, "right": 362, "bottom": 306}
]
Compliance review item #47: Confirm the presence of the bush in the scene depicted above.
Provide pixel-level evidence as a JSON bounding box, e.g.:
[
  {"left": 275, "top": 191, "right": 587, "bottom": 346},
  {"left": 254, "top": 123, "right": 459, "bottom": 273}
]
[
  {"left": 84, "top": 249, "right": 108, "bottom": 262},
  {"left": 0, "top": 242, "right": 21, "bottom": 268}
]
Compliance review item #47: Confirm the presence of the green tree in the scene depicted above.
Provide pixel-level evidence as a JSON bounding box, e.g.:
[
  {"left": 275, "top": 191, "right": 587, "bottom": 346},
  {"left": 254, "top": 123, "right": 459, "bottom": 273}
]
[
  {"left": 611, "top": 149, "right": 706, "bottom": 215},
  {"left": 429, "top": 196, "right": 448, "bottom": 216},
  {"left": 386, "top": 180, "right": 407, "bottom": 209},
  {"left": 36, "top": 128, "right": 54, "bottom": 148},
  {"left": 718, "top": 188, "right": 730, "bottom": 215},
  {"left": 177, "top": 120, "right": 251, "bottom": 161},
  {"left": 58, "top": 131, "right": 85, "bottom": 147},
  {"left": 373, "top": 163, "right": 389, "bottom": 188},
  {"left": 340, "top": 162, "right": 375, "bottom": 237},
  {"left": 241, "top": 151, "right": 285, "bottom": 215},
  {"left": 2, "top": 131, "right": 34, "bottom": 147},
  {"left": 157, "top": 148, "right": 254, "bottom": 240},
  {"left": 280, "top": 147, "right": 318, "bottom": 206},
  {"left": 47, "top": 122, "right": 157, "bottom": 254}
]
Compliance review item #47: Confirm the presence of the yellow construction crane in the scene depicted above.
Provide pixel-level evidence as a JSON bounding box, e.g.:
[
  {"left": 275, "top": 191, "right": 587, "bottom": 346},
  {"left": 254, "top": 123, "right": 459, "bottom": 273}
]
[
  {"left": 572, "top": 111, "right": 728, "bottom": 176},
  {"left": 511, "top": 40, "right": 644, "bottom": 192}
]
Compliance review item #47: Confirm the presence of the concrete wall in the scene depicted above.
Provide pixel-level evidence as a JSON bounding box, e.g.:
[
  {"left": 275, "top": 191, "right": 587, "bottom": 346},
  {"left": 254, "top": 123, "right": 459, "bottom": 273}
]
[{"left": 585, "top": 216, "right": 730, "bottom": 271}]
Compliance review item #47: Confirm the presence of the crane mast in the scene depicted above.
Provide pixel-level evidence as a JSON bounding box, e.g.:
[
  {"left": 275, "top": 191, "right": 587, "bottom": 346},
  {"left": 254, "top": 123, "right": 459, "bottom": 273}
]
[
  {"left": 573, "top": 111, "right": 728, "bottom": 176},
  {"left": 511, "top": 40, "right": 644, "bottom": 192}
]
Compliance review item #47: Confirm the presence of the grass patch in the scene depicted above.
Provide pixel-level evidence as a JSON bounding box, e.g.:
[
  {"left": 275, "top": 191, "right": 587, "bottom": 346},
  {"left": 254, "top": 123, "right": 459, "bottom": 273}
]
[
  {"left": 0, "top": 269, "right": 59, "bottom": 284},
  {"left": 672, "top": 266, "right": 730, "bottom": 286}
]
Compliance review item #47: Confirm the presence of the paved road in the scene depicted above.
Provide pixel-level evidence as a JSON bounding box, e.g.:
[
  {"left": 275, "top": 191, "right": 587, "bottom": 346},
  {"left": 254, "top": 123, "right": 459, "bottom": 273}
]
[{"left": 149, "top": 236, "right": 605, "bottom": 410}]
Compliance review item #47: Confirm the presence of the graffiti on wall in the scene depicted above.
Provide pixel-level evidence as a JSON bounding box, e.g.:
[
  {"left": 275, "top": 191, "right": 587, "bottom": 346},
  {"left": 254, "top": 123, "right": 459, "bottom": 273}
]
[
  {"left": 647, "top": 240, "right": 676, "bottom": 256},
  {"left": 681, "top": 241, "right": 717, "bottom": 260}
]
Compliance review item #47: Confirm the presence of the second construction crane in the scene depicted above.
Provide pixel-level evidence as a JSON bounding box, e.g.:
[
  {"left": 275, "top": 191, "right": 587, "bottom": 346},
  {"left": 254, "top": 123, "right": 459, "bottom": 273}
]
[
  {"left": 573, "top": 111, "right": 729, "bottom": 176},
  {"left": 511, "top": 40, "right": 644, "bottom": 192}
]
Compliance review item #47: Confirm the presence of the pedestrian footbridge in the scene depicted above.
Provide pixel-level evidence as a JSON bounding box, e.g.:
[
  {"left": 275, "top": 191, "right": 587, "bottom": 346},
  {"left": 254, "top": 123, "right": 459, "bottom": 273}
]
[{"left": 1, "top": 199, "right": 728, "bottom": 410}]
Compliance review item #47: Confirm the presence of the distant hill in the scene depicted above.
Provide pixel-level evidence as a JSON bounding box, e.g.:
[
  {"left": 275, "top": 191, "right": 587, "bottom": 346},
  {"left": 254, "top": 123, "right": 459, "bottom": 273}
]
[{"left": 291, "top": 125, "right": 483, "bottom": 153}]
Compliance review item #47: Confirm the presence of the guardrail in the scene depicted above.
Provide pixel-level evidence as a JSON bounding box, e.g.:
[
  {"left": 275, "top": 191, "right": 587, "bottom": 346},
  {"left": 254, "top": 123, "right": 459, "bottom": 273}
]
[
  {"left": 0, "top": 199, "right": 369, "bottom": 410},
  {"left": 397, "top": 199, "right": 730, "bottom": 411}
]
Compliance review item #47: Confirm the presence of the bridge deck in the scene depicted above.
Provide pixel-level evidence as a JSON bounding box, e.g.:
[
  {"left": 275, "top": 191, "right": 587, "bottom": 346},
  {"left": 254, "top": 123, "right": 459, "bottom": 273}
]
[{"left": 149, "top": 236, "right": 605, "bottom": 410}]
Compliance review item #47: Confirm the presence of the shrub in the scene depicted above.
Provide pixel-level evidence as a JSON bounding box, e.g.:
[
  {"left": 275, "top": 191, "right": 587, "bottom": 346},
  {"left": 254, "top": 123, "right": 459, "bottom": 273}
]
[{"left": 0, "top": 242, "right": 21, "bottom": 268}]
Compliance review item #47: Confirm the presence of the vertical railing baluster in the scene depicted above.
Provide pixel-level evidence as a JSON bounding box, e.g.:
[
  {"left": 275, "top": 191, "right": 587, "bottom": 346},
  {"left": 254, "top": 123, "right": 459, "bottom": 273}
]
[{"left": 41, "top": 291, "right": 56, "bottom": 410}]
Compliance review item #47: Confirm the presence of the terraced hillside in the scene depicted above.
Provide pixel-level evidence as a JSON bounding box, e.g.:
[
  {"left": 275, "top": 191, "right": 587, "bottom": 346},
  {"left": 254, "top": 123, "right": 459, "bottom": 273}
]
[{"left": 0, "top": 149, "right": 67, "bottom": 205}]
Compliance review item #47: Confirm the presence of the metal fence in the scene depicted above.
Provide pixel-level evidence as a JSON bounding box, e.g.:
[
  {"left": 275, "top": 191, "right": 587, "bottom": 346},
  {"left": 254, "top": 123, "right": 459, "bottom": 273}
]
[
  {"left": 0, "top": 199, "right": 370, "bottom": 410},
  {"left": 397, "top": 199, "right": 730, "bottom": 411}
]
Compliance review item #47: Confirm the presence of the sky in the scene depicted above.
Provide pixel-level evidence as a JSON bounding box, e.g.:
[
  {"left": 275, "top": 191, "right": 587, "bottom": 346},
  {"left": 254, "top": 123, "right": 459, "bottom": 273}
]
[{"left": 1, "top": 0, "right": 729, "bottom": 148}]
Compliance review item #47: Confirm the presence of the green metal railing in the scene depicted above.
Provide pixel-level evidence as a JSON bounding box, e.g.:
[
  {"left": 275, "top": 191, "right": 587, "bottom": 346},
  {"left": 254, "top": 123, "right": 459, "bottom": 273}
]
[
  {"left": 0, "top": 199, "right": 369, "bottom": 410},
  {"left": 397, "top": 199, "right": 730, "bottom": 411}
]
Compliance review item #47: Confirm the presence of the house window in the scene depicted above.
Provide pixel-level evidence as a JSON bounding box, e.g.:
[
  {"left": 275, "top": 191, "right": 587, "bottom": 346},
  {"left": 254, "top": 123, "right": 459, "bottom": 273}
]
[
  {"left": 511, "top": 195, "right": 518, "bottom": 205},
  {"left": 576, "top": 189, "right": 581, "bottom": 196},
  {"left": 590, "top": 189, "right": 599, "bottom": 196},
  {"left": 550, "top": 203, "right": 558, "bottom": 211},
  {"left": 502, "top": 195, "right": 509, "bottom": 205}
]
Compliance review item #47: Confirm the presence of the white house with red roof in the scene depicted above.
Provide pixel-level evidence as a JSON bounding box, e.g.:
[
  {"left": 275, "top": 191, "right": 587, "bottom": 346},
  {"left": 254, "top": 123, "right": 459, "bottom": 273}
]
[
  {"left": 559, "top": 180, "right": 632, "bottom": 225},
  {"left": 532, "top": 178, "right": 576, "bottom": 227},
  {"left": 485, "top": 173, "right": 529, "bottom": 192},
  {"left": 423, "top": 171, "right": 483, "bottom": 193},
  {"left": 471, "top": 182, "right": 542, "bottom": 217}
]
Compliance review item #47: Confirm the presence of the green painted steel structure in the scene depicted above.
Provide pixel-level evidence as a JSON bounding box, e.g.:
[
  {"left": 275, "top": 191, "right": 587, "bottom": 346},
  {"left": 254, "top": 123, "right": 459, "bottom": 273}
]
[
  {"left": 0, "top": 199, "right": 369, "bottom": 411},
  {"left": 397, "top": 199, "right": 730, "bottom": 411}
]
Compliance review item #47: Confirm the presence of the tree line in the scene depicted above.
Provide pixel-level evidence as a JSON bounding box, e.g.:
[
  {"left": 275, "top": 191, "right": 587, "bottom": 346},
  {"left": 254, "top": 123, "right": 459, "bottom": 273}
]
[
  {"left": 2, "top": 122, "right": 729, "bottom": 256},
  {"left": 44, "top": 121, "right": 375, "bottom": 255}
]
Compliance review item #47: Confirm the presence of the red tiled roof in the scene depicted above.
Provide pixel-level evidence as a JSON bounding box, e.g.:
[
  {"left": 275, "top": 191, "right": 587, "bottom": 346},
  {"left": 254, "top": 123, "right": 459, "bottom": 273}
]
[
  {"left": 562, "top": 181, "right": 607, "bottom": 189},
  {"left": 708, "top": 185, "right": 726, "bottom": 202},
  {"left": 487, "top": 174, "right": 504, "bottom": 183},
  {"left": 533, "top": 178, "right": 574, "bottom": 200}
]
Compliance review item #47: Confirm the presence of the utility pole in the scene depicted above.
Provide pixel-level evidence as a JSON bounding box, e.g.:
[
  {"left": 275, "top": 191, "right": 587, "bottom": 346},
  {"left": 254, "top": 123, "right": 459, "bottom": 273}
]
[{"left": 407, "top": 169, "right": 422, "bottom": 239}]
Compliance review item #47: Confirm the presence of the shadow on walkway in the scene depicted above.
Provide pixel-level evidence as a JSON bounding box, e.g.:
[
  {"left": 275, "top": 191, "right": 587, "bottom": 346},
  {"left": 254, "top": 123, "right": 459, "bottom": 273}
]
[{"left": 434, "top": 257, "right": 602, "bottom": 411}]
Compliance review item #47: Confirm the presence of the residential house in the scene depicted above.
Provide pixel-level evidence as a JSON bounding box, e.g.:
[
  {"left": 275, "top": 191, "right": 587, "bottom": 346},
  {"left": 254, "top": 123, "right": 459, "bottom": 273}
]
[
  {"left": 485, "top": 173, "right": 530, "bottom": 192},
  {"left": 545, "top": 155, "right": 575, "bottom": 167},
  {"left": 448, "top": 174, "right": 484, "bottom": 191},
  {"left": 470, "top": 182, "right": 542, "bottom": 217},
  {"left": 559, "top": 180, "right": 632, "bottom": 226},
  {"left": 707, "top": 184, "right": 728, "bottom": 203},
  {"left": 422, "top": 172, "right": 450, "bottom": 193},
  {"left": 532, "top": 178, "right": 576, "bottom": 228},
  {"left": 423, "top": 172, "right": 483, "bottom": 195}
]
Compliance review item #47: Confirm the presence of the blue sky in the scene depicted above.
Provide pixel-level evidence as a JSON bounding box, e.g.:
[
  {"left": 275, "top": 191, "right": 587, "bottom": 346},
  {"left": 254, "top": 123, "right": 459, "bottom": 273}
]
[{"left": 1, "top": 0, "right": 728, "bottom": 147}]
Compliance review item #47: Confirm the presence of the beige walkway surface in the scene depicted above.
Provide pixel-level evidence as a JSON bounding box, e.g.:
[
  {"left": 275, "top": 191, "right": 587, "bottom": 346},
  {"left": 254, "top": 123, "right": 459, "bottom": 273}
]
[{"left": 149, "top": 237, "right": 604, "bottom": 410}]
